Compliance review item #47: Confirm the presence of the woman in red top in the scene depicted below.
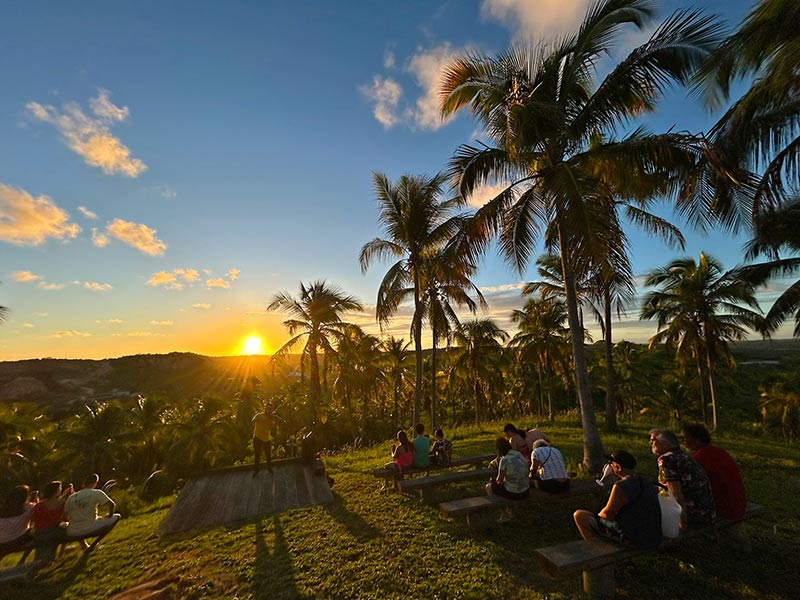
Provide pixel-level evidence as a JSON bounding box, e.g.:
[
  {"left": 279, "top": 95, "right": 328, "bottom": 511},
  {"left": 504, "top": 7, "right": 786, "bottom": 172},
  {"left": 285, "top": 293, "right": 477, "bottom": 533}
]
[{"left": 30, "top": 480, "right": 72, "bottom": 562}]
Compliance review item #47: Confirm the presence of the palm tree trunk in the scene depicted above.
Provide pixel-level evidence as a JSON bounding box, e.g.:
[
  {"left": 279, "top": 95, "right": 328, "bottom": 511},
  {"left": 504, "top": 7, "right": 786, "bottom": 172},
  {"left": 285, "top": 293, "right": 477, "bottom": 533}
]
[
  {"left": 705, "top": 346, "right": 720, "bottom": 432},
  {"left": 308, "top": 339, "right": 320, "bottom": 427},
  {"left": 559, "top": 234, "right": 604, "bottom": 471},
  {"left": 545, "top": 348, "right": 555, "bottom": 421},
  {"left": 604, "top": 291, "right": 618, "bottom": 433},
  {"left": 430, "top": 325, "right": 438, "bottom": 427},
  {"left": 412, "top": 278, "right": 423, "bottom": 427},
  {"left": 695, "top": 349, "right": 707, "bottom": 424}
]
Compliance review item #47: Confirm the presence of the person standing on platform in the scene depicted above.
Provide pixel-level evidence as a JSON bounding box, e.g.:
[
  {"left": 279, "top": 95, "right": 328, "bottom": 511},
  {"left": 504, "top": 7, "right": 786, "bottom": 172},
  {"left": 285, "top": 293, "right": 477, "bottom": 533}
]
[{"left": 252, "top": 404, "right": 282, "bottom": 474}]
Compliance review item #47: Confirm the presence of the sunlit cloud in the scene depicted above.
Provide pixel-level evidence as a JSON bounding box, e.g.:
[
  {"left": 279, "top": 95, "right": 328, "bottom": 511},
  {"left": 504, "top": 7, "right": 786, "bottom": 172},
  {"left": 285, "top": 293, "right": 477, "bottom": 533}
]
[
  {"left": 21, "top": 323, "right": 34, "bottom": 328},
  {"left": 107, "top": 318, "right": 125, "bottom": 324},
  {"left": 52, "top": 330, "right": 91, "bottom": 338},
  {"left": 33, "top": 312, "right": 48, "bottom": 317},
  {"left": 481, "top": 0, "right": 591, "bottom": 43},
  {"left": 82, "top": 281, "right": 113, "bottom": 292},
  {"left": 128, "top": 331, "right": 156, "bottom": 337},
  {"left": 206, "top": 278, "right": 230, "bottom": 289},
  {"left": 77, "top": 206, "right": 98, "bottom": 220},
  {"left": 38, "top": 282, "right": 65, "bottom": 291},
  {"left": 91, "top": 228, "right": 110, "bottom": 247},
  {"left": 147, "top": 268, "right": 199, "bottom": 289},
  {"left": 406, "top": 43, "right": 462, "bottom": 131},
  {"left": 106, "top": 218, "right": 166, "bottom": 256},
  {"left": 192, "top": 303, "right": 211, "bottom": 309},
  {"left": 468, "top": 182, "right": 510, "bottom": 208},
  {"left": 361, "top": 75, "right": 403, "bottom": 128},
  {"left": 227, "top": 268, "right": 240, "bottom": 281},
  {"left": 0, "top": 183, "right": 81, "bottom": 246},
  {"left": 10, "top": 270, "right": 41, "bottom": 283},
  {"left": 26, "top": 89, "right": 147, "bottom": 177},
  {"left": 149, "top": 320, "right": 173, "bottom": 326}
]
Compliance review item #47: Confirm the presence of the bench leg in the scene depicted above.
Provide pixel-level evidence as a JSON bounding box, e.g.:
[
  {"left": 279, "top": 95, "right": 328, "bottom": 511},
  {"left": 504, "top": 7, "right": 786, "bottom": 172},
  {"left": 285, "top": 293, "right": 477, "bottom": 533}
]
[
  {"left": 583, "top": 565, "right": 615, "bottom": 599},
  {"left": 420, "top": 488, "right": 434, "bottom": 504}
]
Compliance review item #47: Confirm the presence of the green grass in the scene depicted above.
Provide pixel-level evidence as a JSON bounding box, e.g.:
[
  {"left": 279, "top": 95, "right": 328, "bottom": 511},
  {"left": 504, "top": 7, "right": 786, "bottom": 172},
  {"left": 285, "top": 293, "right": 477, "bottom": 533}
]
[{"left": 2, "top": 419, "right": 799, "bottom": 599}]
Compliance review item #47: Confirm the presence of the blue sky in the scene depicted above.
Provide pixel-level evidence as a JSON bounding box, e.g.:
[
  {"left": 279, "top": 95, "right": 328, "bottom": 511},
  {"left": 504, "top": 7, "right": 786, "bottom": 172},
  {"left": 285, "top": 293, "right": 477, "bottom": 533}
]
[{"left": 1, "top": 0, "right": 782, "bottom": 360}]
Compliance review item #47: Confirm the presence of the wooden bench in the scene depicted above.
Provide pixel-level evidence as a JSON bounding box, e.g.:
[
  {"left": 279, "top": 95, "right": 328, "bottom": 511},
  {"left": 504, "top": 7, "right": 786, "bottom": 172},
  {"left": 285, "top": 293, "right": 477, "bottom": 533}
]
[
  {"left": 372, "top": 452, "right": 495, "bottom": 487},
  {"left": 397, "top": 467, "right": 495, "bottom": 502},
  {"left": 439, "top": 479, "right": 605, "bottom": 526},
  {"left": 534, "top": 502, "right": 765, "bottom": 599}
]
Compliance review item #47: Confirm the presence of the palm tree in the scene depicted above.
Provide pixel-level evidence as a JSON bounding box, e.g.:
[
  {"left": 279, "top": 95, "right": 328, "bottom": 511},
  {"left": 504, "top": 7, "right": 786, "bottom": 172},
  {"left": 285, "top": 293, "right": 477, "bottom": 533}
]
[
  {"left": 360, "top": 172, "right": 465, "bottom": 425},
  {"left": 450, "top": 318, "right": 509, "bottom": 423},
  {"left": 509, "top": 295, "right": 571, "bottom": 420},
  {"left": 58, "top": 402, "right": 131, "bottom": 477},
  {"left": 694, "top": 0, "right": 800, "bottom": 227},
  {"left": 268, "top": 280, "right": 363, "bottom": 425},
  {"left": 440, "top": 0, "right": 722, "bottom": 469},
  {"left": 420, "top": 249, "right": 486, "bottom": 426},
  {"left": 380, "top": 336, "right": 412, "bottom": 432},
  {"left": 640, "top": 252, "right": 761, "bottom": 431}
]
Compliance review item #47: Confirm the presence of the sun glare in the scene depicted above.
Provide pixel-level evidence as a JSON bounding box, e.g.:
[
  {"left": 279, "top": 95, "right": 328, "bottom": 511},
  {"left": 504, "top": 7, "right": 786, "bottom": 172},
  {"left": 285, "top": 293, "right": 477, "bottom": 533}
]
[{"left": 242, "top": 335, "right": 266, "bottom": 355}]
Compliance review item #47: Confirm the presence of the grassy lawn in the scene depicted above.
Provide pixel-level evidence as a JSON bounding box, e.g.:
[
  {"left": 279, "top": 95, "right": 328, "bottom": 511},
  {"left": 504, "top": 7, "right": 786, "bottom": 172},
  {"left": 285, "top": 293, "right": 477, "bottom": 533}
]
[{"left": 2, "top": 419, "right": 798, "bottom": 599}]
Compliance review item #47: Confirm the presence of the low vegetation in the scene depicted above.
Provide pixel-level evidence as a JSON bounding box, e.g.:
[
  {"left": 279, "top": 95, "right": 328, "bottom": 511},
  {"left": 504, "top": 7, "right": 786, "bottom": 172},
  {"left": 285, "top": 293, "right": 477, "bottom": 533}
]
[{"left": 2, "top": 418, "right": 797, "bottom": 600}]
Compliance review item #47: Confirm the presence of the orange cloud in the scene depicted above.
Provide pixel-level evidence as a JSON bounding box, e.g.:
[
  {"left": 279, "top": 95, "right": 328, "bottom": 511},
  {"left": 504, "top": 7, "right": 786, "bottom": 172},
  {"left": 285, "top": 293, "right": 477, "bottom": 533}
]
[
  {"left": 83, "top": 281, "right": 113, "bottom": 292},
  {"left": 192, "top": 303, "right": 211, "bottom": 309},
  {"left": 10, "top": 270, "right": 41, "bottom": 282},
  {"left": 0, "top": 183, "right": 81, "bottom": 246},
  {"left": 206, "top": 278, "right": 230, "bottom": 289},
  {"left": 52, "top": 330, "right": 91, "bottom": 338},
  {"left": 106, "top": 219, "right": 166, "bottom": 256},
  {"left": 26, "top": 89, "right": 147, "bottom": 177}
]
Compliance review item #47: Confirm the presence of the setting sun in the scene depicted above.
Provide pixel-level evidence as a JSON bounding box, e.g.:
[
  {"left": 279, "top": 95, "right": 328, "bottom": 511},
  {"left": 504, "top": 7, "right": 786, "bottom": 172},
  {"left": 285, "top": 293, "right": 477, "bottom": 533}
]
[{"left": 241, "top": 335, "right": 266, "bottom": 355}]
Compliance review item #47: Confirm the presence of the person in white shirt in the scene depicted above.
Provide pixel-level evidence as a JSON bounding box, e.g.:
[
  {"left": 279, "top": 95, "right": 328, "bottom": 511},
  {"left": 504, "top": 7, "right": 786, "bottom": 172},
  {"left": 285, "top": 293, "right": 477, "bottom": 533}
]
[
  {"left": 529, "top": 440, "right": 570, "bottom": 493},
  {"left": 64, "top": 474, "right": 121, "bottom": 552}
]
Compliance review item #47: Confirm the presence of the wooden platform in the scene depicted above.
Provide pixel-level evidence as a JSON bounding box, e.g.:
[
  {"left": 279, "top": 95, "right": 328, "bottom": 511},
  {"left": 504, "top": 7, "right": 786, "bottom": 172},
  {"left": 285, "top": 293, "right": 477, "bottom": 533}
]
[{"left": 157, "top": 460, "right": 333, "bottom": 535}]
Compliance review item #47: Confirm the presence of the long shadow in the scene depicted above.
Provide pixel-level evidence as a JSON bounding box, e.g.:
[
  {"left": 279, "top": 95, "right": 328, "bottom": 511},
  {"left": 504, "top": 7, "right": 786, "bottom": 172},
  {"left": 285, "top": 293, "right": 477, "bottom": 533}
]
[
  {"left": 252, "top": 516, "right": 299, "bottom": 600},
  {"left": 326, "top": 491, "right": 381, "bottom": 543},
  {"left": 0, "top": 550, "right": 91, "bottom": 600}
]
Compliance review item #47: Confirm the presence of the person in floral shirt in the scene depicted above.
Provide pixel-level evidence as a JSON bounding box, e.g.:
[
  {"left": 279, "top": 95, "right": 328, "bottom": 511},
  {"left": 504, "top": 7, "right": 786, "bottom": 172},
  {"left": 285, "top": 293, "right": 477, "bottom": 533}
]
[{"left": 650, "top": 429, "right": 714, "bottom": 530}]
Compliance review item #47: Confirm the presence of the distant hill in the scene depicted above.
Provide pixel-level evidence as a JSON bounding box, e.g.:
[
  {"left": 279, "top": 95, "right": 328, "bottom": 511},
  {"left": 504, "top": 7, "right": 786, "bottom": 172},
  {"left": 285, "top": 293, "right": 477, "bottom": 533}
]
[{"left": 0, "top": 352, "right": 299, "bottom": 415}]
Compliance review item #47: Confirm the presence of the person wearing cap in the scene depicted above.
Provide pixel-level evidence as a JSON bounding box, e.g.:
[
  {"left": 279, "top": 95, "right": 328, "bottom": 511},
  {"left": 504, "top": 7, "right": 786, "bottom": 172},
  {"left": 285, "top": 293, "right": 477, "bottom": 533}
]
[
  {"left": 650, "top": 429, "right": 714, "bottom": 530},
  {"left": 529, "top": 439, "right": 570, "bottom": 493},
  {"left": 573, "top": 450, "right": 662, "bottom": 549}
]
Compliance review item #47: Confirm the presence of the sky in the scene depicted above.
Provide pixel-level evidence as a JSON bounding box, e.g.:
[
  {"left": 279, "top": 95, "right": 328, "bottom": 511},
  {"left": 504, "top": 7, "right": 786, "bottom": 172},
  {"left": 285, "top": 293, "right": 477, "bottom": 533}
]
[{"left": 0, "top": 0, "right": 788, "bottom": 361}]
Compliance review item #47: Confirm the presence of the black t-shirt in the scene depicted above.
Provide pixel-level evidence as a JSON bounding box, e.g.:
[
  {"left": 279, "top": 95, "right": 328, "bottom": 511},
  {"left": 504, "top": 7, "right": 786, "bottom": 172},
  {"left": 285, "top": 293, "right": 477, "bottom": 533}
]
[{"left": 614, "top": 474, "right": 662, "bottom": 549}]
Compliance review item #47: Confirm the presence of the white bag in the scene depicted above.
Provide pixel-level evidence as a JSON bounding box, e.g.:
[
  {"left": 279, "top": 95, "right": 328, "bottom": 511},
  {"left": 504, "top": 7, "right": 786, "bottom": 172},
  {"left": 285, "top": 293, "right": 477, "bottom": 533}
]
[{"left": 659, "top": 491, "right": 682, "bottom": 538}]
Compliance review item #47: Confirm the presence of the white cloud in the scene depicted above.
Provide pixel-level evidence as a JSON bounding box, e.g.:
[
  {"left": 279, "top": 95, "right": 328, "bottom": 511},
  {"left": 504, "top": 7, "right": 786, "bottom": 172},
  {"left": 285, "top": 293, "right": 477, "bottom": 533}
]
[
  {"left": 468, "top": 182, "right": 510, "bottom": 208},
  {"left": 106, "top": 218, "right": 167, "bottom": 256},
  {"left": 107, "top": 318, "right": 125, "bottom": 324},
  {"left": 52, "top": 330, "right": 91, "bottom": 338},
  {"left": 384, "top": 51, "right": 396, "bottom": 69},
  {"left": 406, "top": 43, "right": 462, "bottom": 131},
  {"left": 149, "top": 320, "right": 173, "bottom": 326},
  {"left": 38, "top": 282, "right": 65, "bottom": 291},
  {"left": 479, "top": 282, "right": 526, "bottom": 294},
  {"left": 481, "top": 0, "right": 591, "bottom": 43},
  {"left": 10, "top": 270, "right": 41, "bottom": 282},
  {"left": 83, "top": 281, "right": 112, "bottom": 292},
  {"left": 0, "top": 183, "right": 81, "bottom": 245},
  {"left": 206, "top": 278, "right": 230, "bottom": 289},
  {"left": 91, "top": 228, "right": 109, "bottom": 248},
  {"left": 361, "top": 76, "right": 403, "bottom": 128},
  {"left": 192, "top": 303, "right": 211, "bottom": 309},
  {"left": 26, "top": 89, "right": 147, "bottom": 177},
  {"left": 77, "top": 206, "right": 98, "bottom": 220},
  {"left": 227, "top": 268, "right": 240, "bottom": 281}
]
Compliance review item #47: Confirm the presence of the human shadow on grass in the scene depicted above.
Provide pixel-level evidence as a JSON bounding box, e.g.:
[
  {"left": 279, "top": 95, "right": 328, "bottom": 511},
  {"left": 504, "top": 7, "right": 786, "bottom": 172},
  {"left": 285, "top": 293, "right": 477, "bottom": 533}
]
[
  {"left": 326, "top": 491, "right": 381, "bottom": 543},
  {"left": 3, "top": 548, "right": 92, "bottom": 600},
  {"left": 252, "top": 516, "right": 299, "bottom": 600}
]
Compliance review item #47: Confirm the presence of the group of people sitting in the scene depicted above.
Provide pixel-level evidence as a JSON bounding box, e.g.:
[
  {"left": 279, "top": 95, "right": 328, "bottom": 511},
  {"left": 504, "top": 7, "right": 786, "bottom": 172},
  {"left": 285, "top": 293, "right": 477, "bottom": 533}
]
[
  {"left": 0, "top": 473, "right": 121, "bottom": 565},
  {"left": 574, "top": 424, "right": 747, "bottom": 549},
  {"left": 486, "top": 423, "right": 569, "bottom": 521},
  {"left": 382, "top": 424, "right": 453, "bottom": 488}
]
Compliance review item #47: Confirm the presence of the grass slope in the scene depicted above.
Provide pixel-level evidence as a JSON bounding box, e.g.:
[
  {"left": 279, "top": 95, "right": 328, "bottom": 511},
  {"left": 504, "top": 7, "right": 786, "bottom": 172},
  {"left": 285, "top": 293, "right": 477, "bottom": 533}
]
[{"left": 2, "top": 419, "right": 798, "bottom": 599}]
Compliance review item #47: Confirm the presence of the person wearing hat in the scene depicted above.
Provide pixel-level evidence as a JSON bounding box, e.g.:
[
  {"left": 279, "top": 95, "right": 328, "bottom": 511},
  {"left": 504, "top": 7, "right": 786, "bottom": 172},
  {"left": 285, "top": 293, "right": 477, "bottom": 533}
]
[
  {"left": 573, "top": 450, "right": 663, "bottom": 549},
  {"left": 529, "top": 439, "right": 570, "bottom": 493}
]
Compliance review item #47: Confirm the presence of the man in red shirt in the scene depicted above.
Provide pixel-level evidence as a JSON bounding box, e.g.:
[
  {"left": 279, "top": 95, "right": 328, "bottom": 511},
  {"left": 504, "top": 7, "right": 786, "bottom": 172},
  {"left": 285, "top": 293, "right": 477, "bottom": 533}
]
[{"left": 680, "top": 423, "right": 747, "bottom": 520}]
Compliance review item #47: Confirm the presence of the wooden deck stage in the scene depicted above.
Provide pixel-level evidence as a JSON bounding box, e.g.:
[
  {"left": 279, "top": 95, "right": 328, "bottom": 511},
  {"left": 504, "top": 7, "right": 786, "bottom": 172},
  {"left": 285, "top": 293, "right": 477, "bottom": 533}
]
[{"left": 157, "top": 458, "right": 334, "bottom": 535}]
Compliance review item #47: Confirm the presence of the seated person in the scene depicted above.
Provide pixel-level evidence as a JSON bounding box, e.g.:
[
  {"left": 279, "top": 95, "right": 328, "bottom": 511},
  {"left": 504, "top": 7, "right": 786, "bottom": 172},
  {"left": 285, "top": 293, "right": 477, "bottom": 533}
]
[
  {"left": 429, "top": 428, "right": 453, "bottom": 466},
  {"left": 525, "top": 427, "right": 549, "bottom": 448},
  {"left": 503, "top": 423, "right": 532, "bottom": 463},
  {"left": 573, "top": 450, "right": 662, "bottom": 549},
  {"left": 64, "top": 474, "right": 121, "bottom": 552},
  {"left": 30, "top": 480, "right": 72, "bottom": 562},
  {"left": 383, "top": 430, "right": 414, "bottom": 486},
  {"left": 486, "top": 437, "right": 530, "bottom": 522},
  {"left": 411, "top": 423, "right": 430, "bottom": 469},
  {"left": 0, "top": 485, "right": 35, "bottom": 563},
  {"left": 650, "top": 429, "right": 714, "bottom": 530},
  {"left": 681, "top": 423, "right": 746, "bottom": 521},
  {"left": 529, "top": 440, "right": 570, "bottom": 493}
]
